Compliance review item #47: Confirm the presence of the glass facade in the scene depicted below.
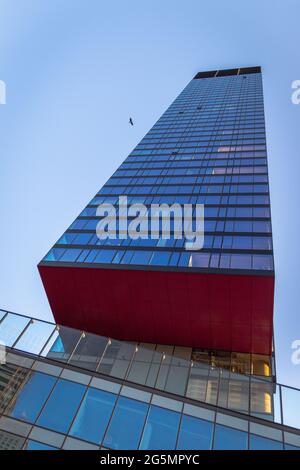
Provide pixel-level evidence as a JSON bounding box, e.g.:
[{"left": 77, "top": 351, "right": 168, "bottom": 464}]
[
  {"left": 0, "top": 309, "right": 299, "bottom": 439},
  {"left": 0, "top": 349, "right": 299, "bottom": 451},
  {"left": 41, "top": 68, "right": 273, "bottom": 274}
]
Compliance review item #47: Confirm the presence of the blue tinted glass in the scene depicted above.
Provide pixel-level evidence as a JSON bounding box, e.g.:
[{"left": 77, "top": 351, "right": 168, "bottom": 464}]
[
  {"left": 149, "top": 251, "right": 171, "bottom": 266},
  {"left": 103, "top": 397, "right": 148, "bottom": 450},
  {"left": 177, "top": 415, "right": 213, "bottom": 450},
  {"left": 70, "top": 388, "right": 116, "bottom": 444},
  {"left": 9, "top": 372, "right": 56, "bottom": 423},
  {"left": 37, "top": 379, "right": 86, "bottom": 433},
  {"left": 25, "top": 440, "right": 57, "bottom": 450},
  {"left": 213, "top": 424, "right": 248, "bottom": 450},
  {"left": 139, "top": 406, "right": 180, "bottom": 450},
  {"left": 60, "top": 249, "right": 81, "bottom": 262},
  {"left": 130, "top": 251, "right": 152, "bottom": 265},
  {"left": 250, "top": 434, "right": 283, "bottom": 450},
  {"left": 285, "top": 444, "right": 300, "bottom": 450},
  {"left": 94, "top": 250, "right": 116, "bottom": 263}
]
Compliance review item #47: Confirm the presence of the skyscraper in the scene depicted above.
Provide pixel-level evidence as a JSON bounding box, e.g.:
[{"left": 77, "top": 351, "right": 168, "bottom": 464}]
[
  {"left": 2, "top": 67, "right": 298, "bottom": 452},
  {"left": 39, "top": 66, "right": 274, "bottom": 357}
]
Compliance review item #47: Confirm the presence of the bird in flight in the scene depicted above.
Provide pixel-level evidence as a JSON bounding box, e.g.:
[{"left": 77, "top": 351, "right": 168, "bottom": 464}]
[{"left": 129, "top": 117, "right": 134, "bottom": 126}]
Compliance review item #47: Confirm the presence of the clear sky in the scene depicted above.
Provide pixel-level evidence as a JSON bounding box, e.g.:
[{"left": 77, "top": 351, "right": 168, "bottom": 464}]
[{"left": 0, "top": 0, "right": 299, "bottom": 388}]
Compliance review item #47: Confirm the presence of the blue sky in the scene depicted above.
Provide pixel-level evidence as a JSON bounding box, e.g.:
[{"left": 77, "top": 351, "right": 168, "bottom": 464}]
[{"left": 0, "top": 0, "right": 299, "bottom": 387}]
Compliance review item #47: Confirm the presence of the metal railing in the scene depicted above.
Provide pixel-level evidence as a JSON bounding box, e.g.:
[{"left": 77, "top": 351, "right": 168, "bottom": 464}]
[{"left": 0, "top": 308, "right": 299, "bottom": 430}]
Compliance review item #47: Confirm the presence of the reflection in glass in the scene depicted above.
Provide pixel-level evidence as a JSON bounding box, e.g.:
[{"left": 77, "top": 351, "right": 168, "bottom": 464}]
[
  {"left": 250, "top": 378, "right": 273, "bottom": 420},
  {"left": 186, "top": 362, "right": 209, "bottom": 402},
  {"left": 103, "top": 396, "right": 148, "bottom": 449},
  {"left": 69, "top": 332, "right": 108, "bottom": 371},
  {"left": 213, "top": 424, "right": 248, "bottom": 450},
  {"left": 14, "top": 320, "right": 55, "bottom": 355},
  {"left": 252, "top": 354, "right": 271, "bottom": 377},
  {"left": 42, "top": 325, "right": 82, "bottom": 363},
  {"left": 164, "top": 356, "right": 190, "bottom": 396},
  {"left": 0, "top": 364, "right": 30, "bottom": 413},
  {"left": 7, "top": 371, "right": 56, "bottom": 423},
  {"left": 126, "top": 344, "right": 155, "bottom": 385},
  {"left": 0, "top": 430, "right": 25, "bottom": 450},
  {"left": 177, "top": 415, "right": 213, "bottom": 450},
  {"left": 0, "top": 314, "right": 30, "bottom": 347},
  {"left": 70, "top": 388, "right": 116, "bottom": 444},
  {"left": 37, "top": 379, "right": 86, "bottom": 433},
  {"left": 227, "top": 375, "right": 250, "bottom": 413},
  {"left": 139, "top": 405, "right": 180, "bottom": 450},
  {"left": 24, "top": 440, "right": 57, "bottom": 450},
  {"left": 98, "top": 340, "right": 135, "bottom": 379},
  {"left": 250, "top": 434, "right": 283, "bottom": 450}
]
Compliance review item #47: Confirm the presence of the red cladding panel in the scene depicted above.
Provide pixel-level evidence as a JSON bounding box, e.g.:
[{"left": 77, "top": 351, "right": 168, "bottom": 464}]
[{"left": 38, "top": 265, "right": 275, "bottom": 355}]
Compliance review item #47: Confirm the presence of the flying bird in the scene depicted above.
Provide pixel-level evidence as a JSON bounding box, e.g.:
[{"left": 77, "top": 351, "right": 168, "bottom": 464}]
[{"left": 129, "top": 117, "right": 134, "bottom": 126}]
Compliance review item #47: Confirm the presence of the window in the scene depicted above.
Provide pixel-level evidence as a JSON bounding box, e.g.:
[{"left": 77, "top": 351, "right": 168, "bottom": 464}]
[
  {"left": 149, "top": 251, "right": 171, "bottom": 266},
  {"left": 230, "top": 254, "right": 252, "bottom": 269},
  {"left": 0, "top": 313, "right": 30, "bottom": 347},
  {"left": 177, "top": 415, "right": 213, "bottom": 450},
  {"left": 189, "top": 253, "right": 210, "bottom": 268},
  {"left": 8, "top": 372, "right": 56, "bottom": 423},
  {"left": 250, "top": 434, "right": 283, "bottom": 450},
  {"left": 14, "top": 320, "right": 55, "bottom": 355},
  {"left": 232, "top": 236, "right": 252, "bottom": 250},
  {"left": 25, "top": 440, "right": 57, "bottom": 450},
  {"left": 69, "top": 333, "right": 108, "bottom": 371},
  {"left": 103, "top": 397, "right": 148, "bottom": 449},
  {"left": 70, "top": 388, "right": 116, "bottom": 444},
  {"left": 213, "top": 424, "right": 248, "bottom": 450},
  {"left": 37, "top": 379, "right": 86, "bottom": 433},
  {"left": 130, "top": 250, "right": 152, "bottom": 265},
  {"left": 60, "top": 248, "right": 81, "bottom": 262},
  {"left": 139, "top": 406, "right": 180, "bottom": 450},
  {"left": 252, "top": 255, "right": 273, "bottom": 270},
  {"left": 94, "top": 250, "right": 116, "bottom": 263},
  {"left": 43, "top": 325, "right": 82, "bottom": 362}
]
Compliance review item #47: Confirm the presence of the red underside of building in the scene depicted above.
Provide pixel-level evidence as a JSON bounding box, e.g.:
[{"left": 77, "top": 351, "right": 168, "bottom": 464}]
[{"left": 38, "top": 264, "right": 274, "bottom": 355}]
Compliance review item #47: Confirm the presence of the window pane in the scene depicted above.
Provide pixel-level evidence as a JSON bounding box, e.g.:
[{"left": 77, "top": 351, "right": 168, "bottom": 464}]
[
  {"left": 37, "top": 379, "right": 86, "bottom": 433},
  {"left": 69, "top": 333, "right": 108, "bottom": 371},
  {"left": 139, "top": 405, "right": 180, "bottom": 450},
  {"left": 177, "top": 415, "right": 213, "bottom": 450},
  {"left": 0, "top": 430, "right": 25, "bottom": 450},
  {"left": 7, "top": 371, "right": 56, "bottom": 423},
  {"left": 103, "top": 396, "right": 148, "bottom": 450},
  {"left": 70, "top": 387, "right": 116, "bottom": 444},
  {"left": 98, "top": 340, "right": 135, "bottom": 379},
  {"left": 127, "top": 345, "right": 156, "bottom": 385},
  {"left": 281, "top": 386, "right": 300, "bottom": 429},
  {"left": 24, "top": 440, "right": 57, "bottom": 450},
  {"left": 213, "top": 424, "right": 248, "bottom": 450},
  {"left": 0, "top": 314, "right": 30, "bottom": 347},
  {"left": 250, "top": 434, "right": 283, "bottom": 450},
  {"left": 0, "top": 364, "right": 28, "bottom": 413},
  {"left": 42, "top": 325, "right": 82, "bottom": 363},
  {"left": 14, "top": 320, "right": 55, "bottom": 355}
]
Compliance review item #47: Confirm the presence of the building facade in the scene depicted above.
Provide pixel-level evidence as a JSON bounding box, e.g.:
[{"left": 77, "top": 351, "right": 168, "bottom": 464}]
[
  {"left": 0, "top": 67, "right": 298, "bottom": 451},
  {"left": 39, "top": 66, "right": 274, "bottom": 356},
  {"left": 0, "top": 310, "right": 300, "bottom": 450}
]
